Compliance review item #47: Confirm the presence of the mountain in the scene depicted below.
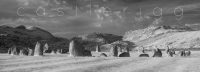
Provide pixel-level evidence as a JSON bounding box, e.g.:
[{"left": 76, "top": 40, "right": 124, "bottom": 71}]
[
  {"left": 0, "top": 25, "right": 70, "bottom": 53},
  {"left": 0, "top": 25, "right": 55, "bottom": 40},
  {"left": 123, "top": 25, "right": 200, "bottom": 49}
]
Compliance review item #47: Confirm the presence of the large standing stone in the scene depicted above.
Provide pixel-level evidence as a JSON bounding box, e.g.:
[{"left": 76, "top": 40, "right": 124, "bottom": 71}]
[
  {"left": 69, "top": 40, "right": 85, "bottom": 57},
  {"left": 96, "top": 45, "right": 101, "bottom": 52},
  {"left": 139, "top": 54, "right": 149, "bottom": 57},
  {"left": 110, "top": 45, "right": 118, "bottom": 57},
  {"left": 34, "top": 42, "right": 43, "bottom": 56},
  {"left": 56, "top": 49, "right": 61, "bottom": 54}
]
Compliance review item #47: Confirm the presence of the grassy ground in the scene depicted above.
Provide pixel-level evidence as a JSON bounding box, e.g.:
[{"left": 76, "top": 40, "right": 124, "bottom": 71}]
[{"left": 0, "top": 51, "right": 200, "bottom": 72}]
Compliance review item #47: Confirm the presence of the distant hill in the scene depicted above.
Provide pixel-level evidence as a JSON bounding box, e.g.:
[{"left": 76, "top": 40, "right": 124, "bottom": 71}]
[
  {"left": 123, "top": 25, "right": 200, "bottom": 49},
  {"left": 78, "top": 32, "right": 122, "bottom": 44},
  {"left": 0, "top": 25, "right": 69, "bottom": 53},
  {"left": 0, "top": 25, "right": 55, "bottom": 40},
  {"left": 69, "top": 33, "right": 123, "bottom": 51}
]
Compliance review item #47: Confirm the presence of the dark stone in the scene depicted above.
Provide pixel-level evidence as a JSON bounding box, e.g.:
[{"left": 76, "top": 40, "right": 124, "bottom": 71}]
[
  {"left": 69, "top": 40, "right": 85, "bottom": 57},
  {"left": 180, "top": 50, "right": 186, "bottom": 57},
  {"left": 119, "top": 52, "right": 130, "bottom": 57},
  {"left": 139, "top": 54, "right": 149, "bottom": 57},
  {"left": 11, "top": 46, "right": 20, "bottom": 55}
]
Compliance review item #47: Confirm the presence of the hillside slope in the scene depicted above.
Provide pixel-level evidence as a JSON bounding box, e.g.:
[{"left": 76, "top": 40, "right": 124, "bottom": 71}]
[{"left": 123, "top": 26, "right": 200, "bottom": 49}]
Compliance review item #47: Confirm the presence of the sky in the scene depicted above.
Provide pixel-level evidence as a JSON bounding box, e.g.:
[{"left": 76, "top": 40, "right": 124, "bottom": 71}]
[{"left": 1, "top": 0, "right": 200, "bottom": 38}]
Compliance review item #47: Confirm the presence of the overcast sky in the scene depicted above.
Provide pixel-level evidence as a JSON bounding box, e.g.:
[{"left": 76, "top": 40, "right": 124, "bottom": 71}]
[{"left": 1, "top": 0, "right": 200, "bottom": 38}]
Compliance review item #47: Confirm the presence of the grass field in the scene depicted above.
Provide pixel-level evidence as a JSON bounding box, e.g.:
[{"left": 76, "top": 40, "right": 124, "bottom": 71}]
[{"left": 0, "top": 51, "right": 200, "bottom": 72}]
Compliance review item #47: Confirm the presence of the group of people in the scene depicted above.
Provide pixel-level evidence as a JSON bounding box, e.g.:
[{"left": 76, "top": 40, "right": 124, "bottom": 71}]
[{"left": 139, "top": 46, "right": 191, "bottom": 57}]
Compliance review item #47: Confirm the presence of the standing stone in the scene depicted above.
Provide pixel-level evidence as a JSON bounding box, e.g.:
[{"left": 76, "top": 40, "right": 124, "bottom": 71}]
[
  {"left": 152, "top": 48, "right": 162, "bottom": 57},
  {"left": 19, "top": 48, "right": 28, "bottom": 56},
  {"left": 34, "top": 42, "right": 43, "bottom": 56},
  {"left": 69, "top": 40, "right": 85, "bottom": 57},
  {"left": 110, "top": 45, "right": 118, "bottom": 57},
  {"left": 56, "top": 49, "right": 61, "bottom": 54},
  {"left": 139, "top": 47, "right": 149, "bottom": 57},
  {"left": 43, "top": 43, "right": 49, "bottom": 53},
  {"left": 28, "top": 48, "right": 33, "bottom": 56},
  {"left": 51, "top": 50, "right": 56, "bottom": 54},
  {"left": 69, "top": 40, "right": 75, "bottom": 57},
  {"left": 83, "top": 50, "right": 92, "bottom": 56},
  {"left": 11, "top": 46, "right": 19, "bottom": 56},
  {"left": 60, "top": 49, "right": 63, "bottom": 53},
  {"left": 96, "top": 45, "right": 101, "bottom": 52},
  {"left": 119, "top": 52, "right": 130, "bottom": 57},
  {"left": 8, "top": 48, "right": 11, "bottom": 55}
]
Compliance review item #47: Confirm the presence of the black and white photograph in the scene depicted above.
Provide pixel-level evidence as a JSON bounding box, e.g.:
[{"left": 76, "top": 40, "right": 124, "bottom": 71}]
[{"left": 0, "top": 0, "right": 200, "bottom": 72}]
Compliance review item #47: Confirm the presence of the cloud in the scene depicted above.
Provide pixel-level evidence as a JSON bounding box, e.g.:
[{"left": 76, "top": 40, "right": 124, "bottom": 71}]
[{"left": 1, "top": 0, "right": 200, "bottom": 38}]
